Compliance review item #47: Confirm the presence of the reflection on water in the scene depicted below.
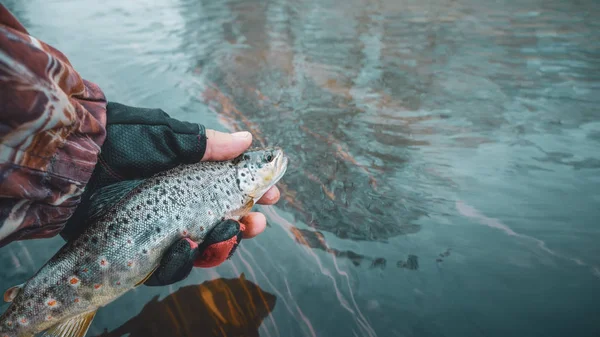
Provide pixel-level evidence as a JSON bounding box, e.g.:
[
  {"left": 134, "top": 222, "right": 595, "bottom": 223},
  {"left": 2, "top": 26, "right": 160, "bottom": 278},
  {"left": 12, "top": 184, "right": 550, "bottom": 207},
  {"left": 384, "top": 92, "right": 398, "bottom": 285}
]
[
  {"left": 94, "top": 275, "right": 276, "bottom": 337},
  {"left": 1, "top": 0, "right": 600, "bottom": 336}
]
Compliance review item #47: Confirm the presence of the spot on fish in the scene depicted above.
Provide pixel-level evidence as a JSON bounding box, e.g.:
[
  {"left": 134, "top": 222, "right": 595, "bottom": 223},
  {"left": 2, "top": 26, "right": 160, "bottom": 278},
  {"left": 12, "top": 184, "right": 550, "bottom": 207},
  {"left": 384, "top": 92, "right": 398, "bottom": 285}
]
[
  {"left": 45, "top": 298, "right": 58, "bottom": 308},
  {"left": 98, "top": 256, "right": 109, "bottom": 268},
  {"left": 175, "top": 215, "right": 181, "bottom": 220},
  {"left": 45, "top": 315, "right": 53, "bottom": 321},
  {"left": 155, "top": 227, "right": 161, "bottom": 233},
  {"left": 207, "top": 210, "right": 212, "bottom": 216},
  {"left": 93, "top": 284, "right": 102, "bottom": 290},
  {"left": 142, "top": 249, "right": 148, "bottom": 255},
  {"left": 74, "top": 297, "right": 80, "bottom": 303},
  {"left": 126, "top": 238, "right": 133, "bottom": 246},
  {"left": 200, "top": 226, "right": 205, "bottom": 231},
  {"left": 116, "top": 281, "right": 122, "bottom": 286},
  {"left": 69, "top": 276, "right": 80, "bottom": 287},
  {"left": 80, "top": 251, "right": 85, "bottom": 257},
  {"left": 82, "top": 268, "right": 89, "bottom": 273},
  {"left": 181, "top": 229, "right": 189, "bottom": 236},
  {"left": 108, "top": 224, "right": 115, "bottom": 231},
  {"left": 127, "top": 261, "right": 134, "bottom": 267},
  {"left": 17, "top": 317, "right": 28, "bottom": 326}
]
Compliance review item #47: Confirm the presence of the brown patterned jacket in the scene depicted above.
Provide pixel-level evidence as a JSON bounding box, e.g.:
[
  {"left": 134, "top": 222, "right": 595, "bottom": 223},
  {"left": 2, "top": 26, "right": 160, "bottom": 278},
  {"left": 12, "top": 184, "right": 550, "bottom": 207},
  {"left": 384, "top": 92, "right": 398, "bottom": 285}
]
[{"left": 0, "top": 5, "right": 108, "bottom": 247}]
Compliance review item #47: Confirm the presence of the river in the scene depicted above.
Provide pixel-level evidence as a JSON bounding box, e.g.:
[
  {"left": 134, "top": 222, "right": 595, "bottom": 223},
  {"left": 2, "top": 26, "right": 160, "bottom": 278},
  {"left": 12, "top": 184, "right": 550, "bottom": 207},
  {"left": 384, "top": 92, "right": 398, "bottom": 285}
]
[{"left": 1, "top": 0, "right": 599, "bottom": 336}]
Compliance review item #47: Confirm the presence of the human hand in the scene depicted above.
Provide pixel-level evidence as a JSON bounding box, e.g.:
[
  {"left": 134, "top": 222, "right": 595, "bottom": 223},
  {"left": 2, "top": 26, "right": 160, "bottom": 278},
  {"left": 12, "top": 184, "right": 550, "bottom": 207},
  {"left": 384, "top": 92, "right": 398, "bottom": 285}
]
[{"left": 61, "top": 102, "right": 280, "bottom": 285}]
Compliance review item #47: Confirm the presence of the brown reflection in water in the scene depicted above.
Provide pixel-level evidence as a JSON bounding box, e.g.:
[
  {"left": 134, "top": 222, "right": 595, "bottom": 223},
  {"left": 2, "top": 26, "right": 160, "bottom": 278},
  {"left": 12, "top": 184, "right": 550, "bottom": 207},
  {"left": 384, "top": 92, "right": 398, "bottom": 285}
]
[
  {"left": 94, "top": 275, "right": 276, "bottom": 337},
  {"left": 291, "top": 227, "right": 419, "bottom": 271}
]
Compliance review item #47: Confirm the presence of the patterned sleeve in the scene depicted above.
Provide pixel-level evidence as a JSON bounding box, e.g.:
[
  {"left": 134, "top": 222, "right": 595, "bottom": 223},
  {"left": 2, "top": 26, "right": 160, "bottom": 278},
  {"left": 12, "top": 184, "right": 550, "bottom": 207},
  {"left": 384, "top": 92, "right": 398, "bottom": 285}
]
[{"left": 0, "top": 5, "right": 108, "bottom": 247}]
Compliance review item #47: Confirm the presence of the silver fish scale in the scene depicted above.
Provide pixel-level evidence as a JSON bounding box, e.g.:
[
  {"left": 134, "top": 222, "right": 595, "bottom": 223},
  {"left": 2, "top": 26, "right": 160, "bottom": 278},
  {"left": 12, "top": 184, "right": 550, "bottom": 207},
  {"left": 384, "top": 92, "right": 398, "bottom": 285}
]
[{"left": 0, "top": 160, "right": 247, "bottom": 336}]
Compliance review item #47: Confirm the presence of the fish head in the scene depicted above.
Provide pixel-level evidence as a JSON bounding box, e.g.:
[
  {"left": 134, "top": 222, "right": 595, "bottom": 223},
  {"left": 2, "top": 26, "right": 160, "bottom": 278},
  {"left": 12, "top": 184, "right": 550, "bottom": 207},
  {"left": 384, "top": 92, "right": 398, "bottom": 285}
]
[{"left": 233, "top": 147, "right": 288, "bottom": 200}]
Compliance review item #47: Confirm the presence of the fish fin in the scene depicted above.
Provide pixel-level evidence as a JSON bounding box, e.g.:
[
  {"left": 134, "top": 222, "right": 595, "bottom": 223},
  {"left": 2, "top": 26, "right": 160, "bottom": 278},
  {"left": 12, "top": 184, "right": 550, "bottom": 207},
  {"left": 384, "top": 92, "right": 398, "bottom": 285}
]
[
  {"left": 229, "top": 199, "right": 255, "bottom": 218},
  {"left": 87, "top": 179, "right": 146, "bottom": 221},
  {"left": 134, "top": 265, "right": 160, "bottom": 287},
  {"left": 3, "top": 283, "right": 24, "bottom": 302},
  {"left": 41, "top": 310, "right": 97, "bottom": 337}
]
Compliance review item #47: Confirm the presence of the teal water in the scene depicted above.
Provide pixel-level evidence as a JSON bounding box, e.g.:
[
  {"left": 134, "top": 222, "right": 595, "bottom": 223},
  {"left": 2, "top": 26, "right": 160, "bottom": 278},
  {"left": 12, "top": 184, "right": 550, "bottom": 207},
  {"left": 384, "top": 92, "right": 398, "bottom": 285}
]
[{"left": 1, "top": 0, "right": 599, "bottom": 336}]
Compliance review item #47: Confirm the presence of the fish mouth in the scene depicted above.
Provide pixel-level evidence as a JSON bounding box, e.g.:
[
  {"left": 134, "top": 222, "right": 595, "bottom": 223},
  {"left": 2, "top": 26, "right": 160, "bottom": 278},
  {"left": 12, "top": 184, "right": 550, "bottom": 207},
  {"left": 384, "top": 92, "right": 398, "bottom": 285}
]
[{"left": 271, "top": 148, "right": 288, "bottom": 186}]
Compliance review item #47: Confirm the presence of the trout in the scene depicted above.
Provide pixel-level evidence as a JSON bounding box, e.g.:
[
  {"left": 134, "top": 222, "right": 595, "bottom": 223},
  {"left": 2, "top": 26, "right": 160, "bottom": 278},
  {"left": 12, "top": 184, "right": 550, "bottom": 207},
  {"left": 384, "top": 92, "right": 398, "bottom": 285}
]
[{"left": 0, "top": 147, "right": 288, "bottom": 337}]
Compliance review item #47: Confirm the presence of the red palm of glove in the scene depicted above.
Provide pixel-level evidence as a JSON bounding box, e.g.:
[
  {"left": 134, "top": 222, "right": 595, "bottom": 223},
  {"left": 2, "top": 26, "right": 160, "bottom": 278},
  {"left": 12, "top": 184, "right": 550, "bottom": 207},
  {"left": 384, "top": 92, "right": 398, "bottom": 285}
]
[
  {"left": 195, "top": 222, "right": 246, "bottom": 268},
  {"left": 144, "top": 220, "right": 248, "bottom": 286}
]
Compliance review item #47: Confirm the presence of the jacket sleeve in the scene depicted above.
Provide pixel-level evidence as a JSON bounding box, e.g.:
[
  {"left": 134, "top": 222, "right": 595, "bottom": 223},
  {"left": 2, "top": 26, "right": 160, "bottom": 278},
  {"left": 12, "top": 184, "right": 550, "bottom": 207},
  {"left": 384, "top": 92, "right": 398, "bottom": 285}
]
[{"left": 0, "top": 5, "right": 108, "bottom": 247}]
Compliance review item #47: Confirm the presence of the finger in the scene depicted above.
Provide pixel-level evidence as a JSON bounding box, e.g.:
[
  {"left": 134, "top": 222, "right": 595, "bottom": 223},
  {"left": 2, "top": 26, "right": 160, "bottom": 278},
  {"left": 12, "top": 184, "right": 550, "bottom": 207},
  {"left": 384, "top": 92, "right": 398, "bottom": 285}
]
[
  {"left": 240, "top": 212, "right": 267, "bottom": 239},
  {"left": 256, "top": 186, "right": 280, "bottom": 205},
  {"left": 202, "top": 129, "right": 252, "bottom": 161}
]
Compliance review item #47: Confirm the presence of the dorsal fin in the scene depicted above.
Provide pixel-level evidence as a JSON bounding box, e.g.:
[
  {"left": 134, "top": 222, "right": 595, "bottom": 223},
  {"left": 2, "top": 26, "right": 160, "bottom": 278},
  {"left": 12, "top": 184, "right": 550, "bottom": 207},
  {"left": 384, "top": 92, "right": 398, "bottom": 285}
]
[
  {"left": 41, "top": 309, "right": 97, "bottom": 337},
  {"left": 87, "top": 179, "right": 146, "bottom": 221},
  {"left": 4, "top": 283, "right": 24, "bottom": 302}
]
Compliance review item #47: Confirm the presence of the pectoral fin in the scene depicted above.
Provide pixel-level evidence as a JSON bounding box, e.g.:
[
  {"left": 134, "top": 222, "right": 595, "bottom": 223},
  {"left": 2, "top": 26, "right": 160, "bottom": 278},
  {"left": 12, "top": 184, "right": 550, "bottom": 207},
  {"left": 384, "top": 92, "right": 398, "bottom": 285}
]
[
  {"left": 230, "top": 199, "right": 255, "bottom": 218},
  {"left": 87, "top": 179, "right": 146, "bottom": 222},
  {"left": 4, "top": 283, "right": 23, "bottom": 302},
  {"left": 41, "top": 310, "right": 97, "bottom": 337},
  {"left": 134, "top": 265, "right": 160, "bottom": 287}
]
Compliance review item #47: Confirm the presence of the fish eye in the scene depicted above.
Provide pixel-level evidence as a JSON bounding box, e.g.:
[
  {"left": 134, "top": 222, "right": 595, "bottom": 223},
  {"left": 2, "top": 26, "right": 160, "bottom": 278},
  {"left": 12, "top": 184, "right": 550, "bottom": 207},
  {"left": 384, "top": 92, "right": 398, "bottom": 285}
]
[{"left": 265, "top": 154, "right": 274, "bottom": 163}]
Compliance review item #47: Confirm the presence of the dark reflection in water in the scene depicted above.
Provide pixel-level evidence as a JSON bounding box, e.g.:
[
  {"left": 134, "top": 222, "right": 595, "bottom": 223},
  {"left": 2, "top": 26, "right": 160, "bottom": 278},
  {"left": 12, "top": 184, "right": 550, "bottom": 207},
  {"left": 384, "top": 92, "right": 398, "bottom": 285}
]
[
  {"left": 291, "top": 227, "right": 422, "bottom": 271},
  {"left": 94, "top": 275, "right": 276, "bottom": 337},
  {"left": 189, "top": 0, "right": 442, "bottom": 242}
]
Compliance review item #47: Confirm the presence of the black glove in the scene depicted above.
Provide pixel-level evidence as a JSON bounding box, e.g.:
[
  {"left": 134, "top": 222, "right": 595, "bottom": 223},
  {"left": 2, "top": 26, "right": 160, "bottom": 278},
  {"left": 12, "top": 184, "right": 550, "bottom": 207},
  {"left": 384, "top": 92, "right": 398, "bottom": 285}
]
[{"left": 62, "top": 102, "right": 244, "bottom": 286}]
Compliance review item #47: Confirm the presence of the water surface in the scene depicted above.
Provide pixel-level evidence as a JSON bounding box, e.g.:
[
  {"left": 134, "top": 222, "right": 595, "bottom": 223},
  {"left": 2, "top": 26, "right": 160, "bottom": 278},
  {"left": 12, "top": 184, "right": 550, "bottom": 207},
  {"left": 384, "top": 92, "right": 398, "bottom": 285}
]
[{"left": 1, "top": 0, "right": 599, "bottom": 336}]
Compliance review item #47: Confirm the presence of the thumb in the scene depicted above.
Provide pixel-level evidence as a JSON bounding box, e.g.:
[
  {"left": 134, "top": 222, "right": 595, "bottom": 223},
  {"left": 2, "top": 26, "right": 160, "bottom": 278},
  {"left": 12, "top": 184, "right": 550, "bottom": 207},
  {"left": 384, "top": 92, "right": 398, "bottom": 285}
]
[{"left": 202, "top": 130, "right": 253, "bottom": 161}]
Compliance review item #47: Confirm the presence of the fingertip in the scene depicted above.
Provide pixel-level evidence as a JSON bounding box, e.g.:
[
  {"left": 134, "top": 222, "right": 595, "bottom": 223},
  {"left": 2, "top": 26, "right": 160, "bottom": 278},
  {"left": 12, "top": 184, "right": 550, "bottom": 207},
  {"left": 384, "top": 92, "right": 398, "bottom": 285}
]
[
  {"left": 184, "top": 238, "right": 199, "bottom": 250},
  {"left": 240, "top": 212, "right": 267, "bottom": 239},
  {"left": 202, "top": 129, "right": 253, "bottom": 161}
]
